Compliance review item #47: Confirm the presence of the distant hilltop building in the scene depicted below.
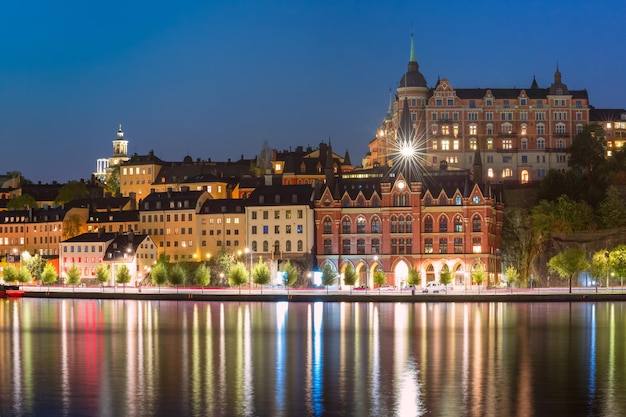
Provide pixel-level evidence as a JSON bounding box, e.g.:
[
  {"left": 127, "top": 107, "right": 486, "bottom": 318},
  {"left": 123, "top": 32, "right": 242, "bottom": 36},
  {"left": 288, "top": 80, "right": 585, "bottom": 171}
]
[
  {"left": 94, "top": 124, "right": 130, "bottom": 182},
  {"left": 365, "top": 34, "right": 591, "bottom": 185}
]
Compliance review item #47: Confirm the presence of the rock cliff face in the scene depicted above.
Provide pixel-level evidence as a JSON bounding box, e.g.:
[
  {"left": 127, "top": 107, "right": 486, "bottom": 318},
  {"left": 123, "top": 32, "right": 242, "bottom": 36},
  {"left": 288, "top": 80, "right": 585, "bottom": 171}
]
[{"left": 532, "top": 228, "right": 626, "bottom": 286}]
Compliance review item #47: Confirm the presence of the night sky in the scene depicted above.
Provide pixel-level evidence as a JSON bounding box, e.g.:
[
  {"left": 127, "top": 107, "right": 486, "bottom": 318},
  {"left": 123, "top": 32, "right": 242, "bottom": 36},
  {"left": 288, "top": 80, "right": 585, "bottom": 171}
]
[{"left": 1, "top": 0, "right": 624, "bottom": 183}]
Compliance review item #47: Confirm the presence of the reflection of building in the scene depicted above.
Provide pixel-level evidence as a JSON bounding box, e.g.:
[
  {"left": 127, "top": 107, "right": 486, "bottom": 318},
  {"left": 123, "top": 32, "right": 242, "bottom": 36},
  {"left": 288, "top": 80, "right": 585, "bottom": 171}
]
[
  {"left": 315, "top": 143, "right": 503, "bottom": 289},
  {"left": 366, "top": 34, "right": 590, "bottom": 185},
  {"left": 590, "top": 108, "right": 626, "bottom": 156}
]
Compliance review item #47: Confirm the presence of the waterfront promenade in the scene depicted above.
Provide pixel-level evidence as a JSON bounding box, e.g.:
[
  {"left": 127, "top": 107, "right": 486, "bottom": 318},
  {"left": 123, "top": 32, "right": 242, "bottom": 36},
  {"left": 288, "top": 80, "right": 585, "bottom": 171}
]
[{"left": 16, "top": 285, "right": 626, "bottom": 303}]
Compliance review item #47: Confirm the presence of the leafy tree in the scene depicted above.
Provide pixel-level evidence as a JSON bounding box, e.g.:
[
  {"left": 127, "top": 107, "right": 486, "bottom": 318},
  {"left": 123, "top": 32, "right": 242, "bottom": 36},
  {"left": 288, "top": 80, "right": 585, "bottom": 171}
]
[
  {"left": 252, "top": 257, "right": 271, "bottom": 293},
  {"left": 567, "top": 123, "right": 606, "bottom": 178},
  {"left": 7, "top": 194, "right": 37, "bottom": 210},
  {"left": 195, "top": 263, "right": 211, "bottom": 292},
  {"left": 283, "top": 260, "right": 298, "bottom": 288},
  {"left": 116, "top": 264, "right": 132, "bottom": 292},
  {"left": 472, "top": 264, "right": 487, "bottom": 294},
  {"left": 62, "top": 214, "right": 84, "bottom": 240},
  {"left": 502, "top": 207, "right": 541, "bottom": 287},
  {"left": 321, "top": 264, "right": 337, "bottom": 294},
  {"left": 16, "top": 266, "right": 31, "bottom": 285},
  {"left": 608, "top": 245, "right": 626, "bottom": 288},
  {"left": 406, "top": 266, "right": 421, "bottom": 288},
  {"left": 597, "top": 186, "right": 626, "bottom": 229},
  {"left": 531, "top": 195, "right": 595, "bottom": 237},
  {"left": 439, "top": 267, "right": 452, "bottom": 291},
  {"left": 66, "top": 264, "right": 81, "bottom": 291},
  {"left": 342, "top": 264, "right": 357, "bottom": 292},
  {"left": 168, "top": 263, "right": 186, "bottom": 291},
  {"left": 504, "top": 266, "right": 520, "bottom": 292},
  {"left": 548, "top": 248, "right": 590, "bottom": 293},
  {"left": 228, "top": 261, "right": 248, "bottom": 293},
  {"left": 373, "top": 270, "right": 386, "bottom": 294},
  {"left": 589, "top": 250, "right": 610, "bottom": 288},
  {"left": 3, "top": 264, "right": 18, "bottom": 283},
  {"left": 151, "top": 261, "right": 168, "bottom": 292},
  {"left": 105, "top": 165, "right": 121, "bottom": 196},
  {"left": 54, "top": 180, "right": 89, "bottom": 206},
  {"left": 41, "top": 264, "right": 58, "bottom": 287},
  {"left": 95, "top": 263, "right": 110, "bottom": 290},
  {"left": 214, "top": 246, "right": 235, "bottom": 286},
  {"left": 24, "top": 253, "right": 46, "bottom": 283}
]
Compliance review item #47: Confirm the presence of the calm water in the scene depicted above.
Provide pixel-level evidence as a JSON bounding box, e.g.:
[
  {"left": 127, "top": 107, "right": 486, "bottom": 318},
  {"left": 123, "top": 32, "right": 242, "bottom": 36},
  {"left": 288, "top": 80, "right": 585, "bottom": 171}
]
[{"left": 1, "top": 299, "right": 626, "bottom": 417}]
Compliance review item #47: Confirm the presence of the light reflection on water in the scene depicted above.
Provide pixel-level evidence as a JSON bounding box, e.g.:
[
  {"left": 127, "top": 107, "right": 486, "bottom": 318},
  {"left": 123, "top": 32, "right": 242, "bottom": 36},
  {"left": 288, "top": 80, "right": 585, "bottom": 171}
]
[{"left": 1, "top": 299, "right": 626, "bottom": 417}]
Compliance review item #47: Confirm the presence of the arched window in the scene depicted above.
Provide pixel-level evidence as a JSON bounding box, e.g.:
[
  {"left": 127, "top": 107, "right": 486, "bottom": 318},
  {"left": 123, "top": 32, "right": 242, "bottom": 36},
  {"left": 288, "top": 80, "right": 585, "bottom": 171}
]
[
  {"left": 398, "top": 215, "right": 405, "bottom": 233},
  {"left": 406, "top": 216, "right": 412, "bottom": 233},
  {"left": 424, "top": 239, "right": 433, "bottom": 254},
  {"left": 356, "top": 217, "right": 366, "bottom": 234},
  {"left": 439, "top": 216, "right": 448, "bottom": 232},
  {"left": 342, "top": 217, "right": 351, "bottom": 234},
  {"left": 323, "top": 217, "right": 332, "bottom": 234},
  {"left": 455, "top": 195, "right": 462, "bottom": 205},
  {"left": 252, "top": 241, "right": 257, "bottom": 252},
  {"left": 424, "top": 216, "right": 433, "bottom": 233},
  {"left": 454, "top": 217, "right": 463, "bottom": 232},
  {"left": 297, "top": 240, "right": 303, "bottom": 251},
  {"left": 372, "top": 238, "right": 380, "bottom": 254},
  {"left": 286, "top": 240, "right": 292, "bottom": 252},
  {"left": 521, "top": 170, "right": 529, "bottom": 184},
  {"left": 263, "top": 241, "right": 269, "bottom": 252},
  {"left": 472, "top": 215, "right": 481, "bottom": 232},
  {"left": 371, "top": 217, "right": 381, "bottom": 233},
  {"left": 439, "top": 195, "right": 447, "bottom": 205},
  {"left": 391, "top": 216, "right": 397, "bottom": 233}
]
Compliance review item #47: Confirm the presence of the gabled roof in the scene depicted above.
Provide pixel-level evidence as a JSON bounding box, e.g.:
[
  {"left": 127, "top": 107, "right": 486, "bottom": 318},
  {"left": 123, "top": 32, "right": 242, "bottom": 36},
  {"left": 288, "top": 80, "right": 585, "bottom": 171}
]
[{"left": 104, "top": 233, "right": 152, "bottom": 261}]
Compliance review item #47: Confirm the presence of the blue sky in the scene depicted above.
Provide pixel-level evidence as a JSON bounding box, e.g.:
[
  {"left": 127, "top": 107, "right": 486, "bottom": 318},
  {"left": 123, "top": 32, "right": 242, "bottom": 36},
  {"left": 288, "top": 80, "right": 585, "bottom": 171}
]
[{"left": 1, "top": 0, "right": 625, "bottom": 183}]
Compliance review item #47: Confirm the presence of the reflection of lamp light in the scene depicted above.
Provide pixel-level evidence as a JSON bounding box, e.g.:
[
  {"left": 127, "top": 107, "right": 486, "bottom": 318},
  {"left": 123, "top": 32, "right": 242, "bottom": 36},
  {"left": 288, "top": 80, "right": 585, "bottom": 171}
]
[{"left": 245, "top": 247, "right": 252, "bottom": 293}]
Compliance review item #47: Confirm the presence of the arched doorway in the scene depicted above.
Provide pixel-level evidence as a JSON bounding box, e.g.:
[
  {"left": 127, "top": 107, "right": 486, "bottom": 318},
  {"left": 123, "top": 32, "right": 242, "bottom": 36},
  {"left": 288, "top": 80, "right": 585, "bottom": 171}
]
[
  {"left": 394, "top": 260, "right": 409, "bottom": 288},
  {"left": 425, "top": 264, "right": 435, "bottom": 283},
  {"left": 454, "top": 264, "right": 464, "bottom": 286}
]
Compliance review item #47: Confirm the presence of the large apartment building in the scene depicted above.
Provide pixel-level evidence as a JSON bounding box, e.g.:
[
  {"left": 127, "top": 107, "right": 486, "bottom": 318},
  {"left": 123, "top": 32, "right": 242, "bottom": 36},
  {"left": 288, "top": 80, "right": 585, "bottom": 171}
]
[{"left": 366, "top": 35, "right": 590, "bottom": 185}]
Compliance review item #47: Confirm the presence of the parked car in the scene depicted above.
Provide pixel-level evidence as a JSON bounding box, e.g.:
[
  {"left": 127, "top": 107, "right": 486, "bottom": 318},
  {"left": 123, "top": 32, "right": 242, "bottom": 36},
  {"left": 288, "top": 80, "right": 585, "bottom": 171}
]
[
  {"left": 422, "top": 281, "right": 447, "bottom": 293},
  {"left": 379, "top": 285, "right": 395, "bottom": 291}
]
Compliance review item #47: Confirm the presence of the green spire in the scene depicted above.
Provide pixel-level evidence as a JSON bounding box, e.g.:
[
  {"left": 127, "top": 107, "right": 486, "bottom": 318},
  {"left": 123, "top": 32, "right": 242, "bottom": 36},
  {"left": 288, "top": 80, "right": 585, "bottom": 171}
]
[{"left": 409, "top": 32, "right": 416, "bottom": 63}]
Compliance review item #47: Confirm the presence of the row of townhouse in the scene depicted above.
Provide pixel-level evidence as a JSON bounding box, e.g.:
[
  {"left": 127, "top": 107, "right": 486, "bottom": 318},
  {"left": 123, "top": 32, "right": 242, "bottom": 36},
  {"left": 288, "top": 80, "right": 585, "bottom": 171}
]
[{"left": 2, "top": 144, "right": 502, "bottom": 289}]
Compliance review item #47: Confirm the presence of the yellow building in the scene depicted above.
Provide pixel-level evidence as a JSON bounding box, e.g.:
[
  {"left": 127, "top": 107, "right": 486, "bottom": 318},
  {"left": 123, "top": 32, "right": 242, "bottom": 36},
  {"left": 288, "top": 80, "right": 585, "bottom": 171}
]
[{"left": 138, "top": 189, "right": 211, "bottom": 262}]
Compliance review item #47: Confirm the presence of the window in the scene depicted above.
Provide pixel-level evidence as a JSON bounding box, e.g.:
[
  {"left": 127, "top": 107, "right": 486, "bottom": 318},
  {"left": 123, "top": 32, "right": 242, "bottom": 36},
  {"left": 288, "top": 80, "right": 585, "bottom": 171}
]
[
  {"left": 324, "top": 239, "right": 332, "bottom": 254},
  {"left": 556, "top": 124, "right": 566, "bottom": 135},
  {"left": 439, "top": 238, "right": 448, "bottom": 254},
  {"left": 521, "top": 155, "right": 528, "bottom": 163},
  {"left": 424, "top": 238, "right": 433, "bottom": 254},
  {"left": 521, "top": 138, "right": 528, "bottom": 150},
  {"left": 441, "top": 125, "right": 450, "bottom": 135},
  {"left": 537, "top": 138, "right": 545, "bottom": 150},
  {"left": 454, "top": 217, "right": 463, "bottom": 232},
  {"left": 342, "top": 239, "right": 351, "bottom": 254},
  {"left": 441, "top": 140, "right": 450, "bottom": 150},
  {"left": 371, "top": 217, "right": 380, "bottom": 233},
  {"left": 537, "top": 124, "right": 545, "bottom": 135},
  {"left": 472, "top": 215, "right": 481, "bottom": 232},
  {"left": 472, "top": 237, "right": 481, "bottom": 253},
  {"left": 323, "top": 218, "right": 332, "bottom": 234},
  {"left": 469, "top": 124, "right": 477, "bottom": 135},
  {"left": 297, "top": 240, "right": 303, "bottom": 251},
  {"left": 391, "top": 216, "right": 397, "bottom": 233},
  {"left": 357, "top": 217, "right": 366, "bottom": 233},
  {"left": 285, "top": 240, "right": 291, "bottom": 252},
  {"left": 454, "top": 237, "right": 463, "bottom": 253},
  {"left": 357, "top": 239, "right": 365, "bottom": 254},
  {"left": 372, "top": 239, "right": 380, "bottom": 254},
  {"left": 263, "top": 241, "right": 269, "bottom": 252},
  {"left": 274, "top": 210, "right": 280, "bottom": 219},
  {"left": 556, "top": 139, "right": 565, "bottom": 149},
  {"left": 406, "top": 216, "right": 412, "bottom": 232},
  {"left": 439, "top": 217, "right": 448, "bottom": 232},
  {"left": 342, "top": 218, "right": 351, "bottom": 234},
  {"left": 486, "top": 124, "right": 493, "bottom": 135},
  {"left": 470, "top": 139, "right": 477, "bottom": 150},
  {"left": 485, "top": 112, "right": 493, "bottom": 121},
  {"left": 424, "top": 216, "right": 433, "bottom": 233},
  {"left": 502, "top": 139, "right": 512, "bottom": 149},
  {"left": 468, "top": 112, "right": 478, "bottom": 120}
]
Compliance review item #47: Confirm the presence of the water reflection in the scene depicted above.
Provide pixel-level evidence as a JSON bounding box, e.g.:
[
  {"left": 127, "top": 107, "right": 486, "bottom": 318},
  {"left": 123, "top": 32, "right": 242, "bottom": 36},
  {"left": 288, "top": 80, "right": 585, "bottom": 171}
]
[{"left": 1, "top": 299, "right": 626, "bottom": 416}]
